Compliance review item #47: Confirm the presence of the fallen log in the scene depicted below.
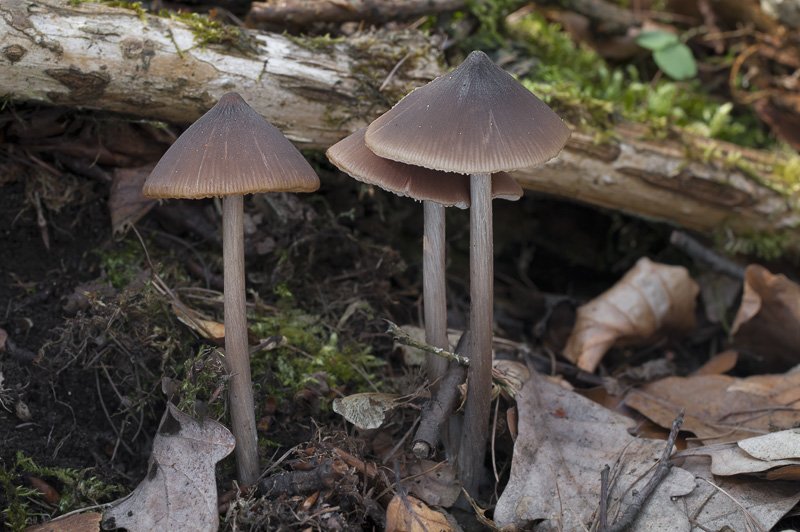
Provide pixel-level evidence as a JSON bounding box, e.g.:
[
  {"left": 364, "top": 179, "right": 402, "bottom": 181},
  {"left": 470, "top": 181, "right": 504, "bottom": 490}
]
[
  {"left": 3, "top": 0, "right": 798, "bottom": 253},
  {"left": 247, "top": 0, "right": 466, "bottom": 28},
  {"left": 0, "top": 0, "right": 442, "bottom": 147},
  {"left": 515, "top": 122, "right": 800, "bottom": 255}
]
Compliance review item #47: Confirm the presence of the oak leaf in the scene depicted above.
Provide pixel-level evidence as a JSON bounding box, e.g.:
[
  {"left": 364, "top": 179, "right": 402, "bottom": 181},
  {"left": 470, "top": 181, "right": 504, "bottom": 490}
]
[
  {"left": 102, "top": 403, "right": 235, "bottom": 532},
  {"left": 563, "top": 257, "right": 699, "bottom": 372}
]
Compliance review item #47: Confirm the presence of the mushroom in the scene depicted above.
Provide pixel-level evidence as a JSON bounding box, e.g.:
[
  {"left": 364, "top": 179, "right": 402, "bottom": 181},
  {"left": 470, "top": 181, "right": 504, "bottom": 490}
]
[
  {"left": 365, "top": 51, "right": 570, "bottom": 494},
  {"left": 326, "top": 128, "right": 521, "bottom": 389},
  {"left": 143, "top": 92, "right": 320, "bottom": 486}
]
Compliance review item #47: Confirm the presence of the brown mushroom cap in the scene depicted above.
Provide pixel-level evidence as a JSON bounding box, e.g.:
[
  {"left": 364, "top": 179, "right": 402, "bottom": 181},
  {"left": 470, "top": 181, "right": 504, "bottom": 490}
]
[
  {"left": 365, "top": 50, "right": 570, "bottom": 174},
  {"left": 327, "top": 128, "right": 523, "bottom": 209},
  {"left": 143, "top": 92, "right": 320, "bottom": 199}
]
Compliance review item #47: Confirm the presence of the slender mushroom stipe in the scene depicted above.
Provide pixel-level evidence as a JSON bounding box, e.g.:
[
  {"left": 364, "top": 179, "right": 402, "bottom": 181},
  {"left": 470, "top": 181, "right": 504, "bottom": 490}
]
[
  {"left": 365, "top": 51, "right": 569, "bottom": 495},
  {"left": 326, "top": 127, "right": 522, "bottom": 392},
  {"left": 143, "top": 92, "right": 319, "bottom": 486}
]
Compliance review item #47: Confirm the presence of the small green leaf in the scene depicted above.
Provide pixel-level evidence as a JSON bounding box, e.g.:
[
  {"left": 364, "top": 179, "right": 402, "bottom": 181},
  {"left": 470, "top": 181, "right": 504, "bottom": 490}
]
[
  {"left": 653, "top": 43, "right": 698, "bottom": 80},
  {"left": 635, "top": 31, "right": 679, "bottom": 51}
]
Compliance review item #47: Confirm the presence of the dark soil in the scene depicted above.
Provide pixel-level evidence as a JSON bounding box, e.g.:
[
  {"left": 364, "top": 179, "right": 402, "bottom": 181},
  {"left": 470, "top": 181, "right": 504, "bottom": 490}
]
[{"left": 0, "top": 102, "right": 682, "bottom": 530}]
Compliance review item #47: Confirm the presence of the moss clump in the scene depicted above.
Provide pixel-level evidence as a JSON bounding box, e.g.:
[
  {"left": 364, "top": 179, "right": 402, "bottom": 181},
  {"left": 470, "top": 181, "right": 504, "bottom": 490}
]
[
  {"left": 719, "top": 230, "right": 794, "bottom": 261},
  {"left": 94, "top": 238, "right": 145, "bottom": 290},
  {"left": 249, "top": 308, "right": 383, "bottom": 399},
  {"left": 285, "top": 33, "right": 345, "bottom": 53},
  {"left": 69, "top": 0, "right": 147, "bottom": 20},
  {"left": 169, "top": 12, "right": 261, "bottom": 56},
  {"left": 507, "top": 13, "right": 764, "bottom": 148},
  {"left": 1, "top": 452, "right": 125, "bottom": 529},
  {"left": 174, "top": 347, "right": 229, "bottom": 419}
]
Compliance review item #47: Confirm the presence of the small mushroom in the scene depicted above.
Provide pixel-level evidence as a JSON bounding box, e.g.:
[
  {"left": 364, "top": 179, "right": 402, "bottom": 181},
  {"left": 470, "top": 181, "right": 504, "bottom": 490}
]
[
  {"left": 365, "top": 51, "right": 569, "bottom": 494},
  {"left": 143, "top": 92, "right": 320, "bottom": 485},
  {"left": 326, "top": 128, "right": 521, "bottom": 388}
]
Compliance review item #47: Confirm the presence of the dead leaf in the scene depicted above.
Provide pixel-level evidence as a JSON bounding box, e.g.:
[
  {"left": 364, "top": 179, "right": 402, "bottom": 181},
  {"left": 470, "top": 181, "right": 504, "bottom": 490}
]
[
  {"left": 332, "top": 392, "right": 400, "bottom": 430},
  {"left": 109, "top": 164, "right": 157, "bottom": 240},
  {"left": 25, "top": 512, "right": 101, "bottom": 532},
  {"left": 672, "top": 455, "right": 800, "bottom": 531},
  {"left": 494, "top": 372, "right": 697, "bottom": 531},
  {"left": 385, "top": 494, "right": 453, "bottom": 532},
  {"left": 563, "top": 257, "right": 699, "bottom": 372},
  {"left": 406, "top": 460, "right": 461, "bottom": 508},
  {"left": 626, "top": 371, "right": 800, "bottom": 443},
  {"left": 102, "top": 403, "right": 235, "bottom": 532},
  {"left": 690, "top": 350, "right": 738, "bottom": 376},
  {"left": 731, "top": 264, "right": 800, "bottom": 372},
  {"left": 738, "top": 428, "right": 800, "bottom": 461},
  {"left": 675, "top": 435, "right": 800, "bottom": 477}
]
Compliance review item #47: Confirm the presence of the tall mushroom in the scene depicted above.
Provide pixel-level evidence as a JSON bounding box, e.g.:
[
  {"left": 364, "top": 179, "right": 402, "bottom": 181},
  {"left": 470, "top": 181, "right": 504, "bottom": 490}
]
[
  {"left": 326, "top": 128, "right": 522, "bottom": 390},
  {"left": 143, "top": 92, "right": 320, "bottom": 486},
  {"left": 365, "top": 51, "right": 570, "bottom": 494}
]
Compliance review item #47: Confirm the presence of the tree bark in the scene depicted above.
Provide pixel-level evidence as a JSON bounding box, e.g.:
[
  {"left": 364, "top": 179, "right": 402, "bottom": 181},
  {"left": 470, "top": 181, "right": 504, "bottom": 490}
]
[
  {"left": 513, "top": 122, "right": 800, "bottom": 254},
  {"left": 0, "top": 0, "right": 442, "bottom": 148},
  {"left": 247, "top": 0, "right": 467, "bottom": 28}
]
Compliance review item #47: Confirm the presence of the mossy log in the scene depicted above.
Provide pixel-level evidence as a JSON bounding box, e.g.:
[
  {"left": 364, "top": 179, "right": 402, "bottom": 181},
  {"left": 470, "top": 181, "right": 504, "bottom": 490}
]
[
  {"left": 0, "top": 0, "right": 441, "bottom": 147},
  {"left": 2, "top": 0, "right": 799, "bottom": 253}
]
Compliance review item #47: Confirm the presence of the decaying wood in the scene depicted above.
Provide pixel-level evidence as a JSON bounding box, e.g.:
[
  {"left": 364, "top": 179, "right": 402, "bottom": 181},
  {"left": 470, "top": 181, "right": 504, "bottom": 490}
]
[
  {"left": 247, "top": 0, "right": 466, "bottom": 28},
  {"left": 514, "top": 123, "right": 800, "bottom": 253},
  {"left": 0, "top": 0, "right": 441, "bottom": 147},
  {"left": 3, "top": 0, "right": 799, "bottom": 251}
]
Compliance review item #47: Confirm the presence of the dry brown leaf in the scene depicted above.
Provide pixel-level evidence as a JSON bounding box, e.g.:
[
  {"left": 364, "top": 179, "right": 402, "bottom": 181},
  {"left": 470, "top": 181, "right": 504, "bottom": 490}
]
[
  {"left": 494, "top": 372, "right": 697, "bottom": 531},
  {"left": 674, "top": 439, "right": 800, "bottom": 477},
  {"left": 332, "top": 392, "right": 400, "bottom": 430},
  {"left": 563, "top": 257, "right": 699, "bottom": 372},
  {"left": 626, "top": 371, "right": 800, "bottom": 443},
  {"left": 25, "top": 513, "right": 101, "bottom": 532},
  {"left": 672, "top": 455, "right": 800, "bottom": 531},
  {"left": 731, "top": 264, "right": 800, "bottom": 372},
  {"left": 690, "top": 350, "right": 738, "bottom": 376},
  {"left": 406, "top": 460, "right": 461, "bottom": 508},
  {"left": 109, "top": 164, "right": 157, "bottom": 240},
  {"left": 385, "top": 494, "right": 453, "bottom": 532},
  {"left": 102, "top": 403, "right": 235, "bottom": 532}
]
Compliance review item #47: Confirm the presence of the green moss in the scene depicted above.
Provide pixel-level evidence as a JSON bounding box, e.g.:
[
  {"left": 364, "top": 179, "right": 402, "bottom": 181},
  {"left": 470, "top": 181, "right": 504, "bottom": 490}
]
[
  {"left": 249, "top": 307, "right": 383, "bottom": 398},
  {"left": 94, "top": 238, "right": 145, "bottom": 290},
  {"left": 507, "top": 13, "right": 765, "bottom": 148},
  {"left": 168, "top": 12, "right": 260, "bottom": 55},
  {"left": 175, "top": 347, "right": 228, "bottom": 419},
  {"left": 69, "top": 0, "right": 147, "bottom": 20},
  {"left": 1, "top": 452, "right": 125, "bottom": 529},
  {"left": 285, "top": 33, "right": 344, "bottom": 53},
  {"left": 716, "top": 227, "right": 794, "bottom": 261}
]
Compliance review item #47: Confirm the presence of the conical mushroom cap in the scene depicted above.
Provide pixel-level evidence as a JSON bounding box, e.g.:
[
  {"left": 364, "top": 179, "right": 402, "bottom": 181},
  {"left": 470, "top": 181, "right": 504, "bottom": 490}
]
[
  {"left": 143, "top": 92, "right": 320, "bottom": 199},
  {"left": 365, "top": 51, "right": 570, "bottom": 174},
  {"left": 327, "top": 128, "right": 523, "bottom": 209}
]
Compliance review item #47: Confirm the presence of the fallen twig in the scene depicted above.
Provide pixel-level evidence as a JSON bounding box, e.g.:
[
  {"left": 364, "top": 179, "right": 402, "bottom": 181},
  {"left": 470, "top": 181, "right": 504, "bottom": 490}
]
[
  {"left": 599, "top": 410, "right": 685, "bottom": 532},
  {"left": 385, "top": 320, "right": 469, "bottom": 366},
  {"left": 411, "top": 332, "right": 469, "bottom": 459}
]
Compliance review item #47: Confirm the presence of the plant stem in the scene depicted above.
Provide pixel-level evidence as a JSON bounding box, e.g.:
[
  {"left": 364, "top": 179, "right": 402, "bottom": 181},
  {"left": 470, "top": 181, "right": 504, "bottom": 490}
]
[
  {"left": 423, "top": 201, "right": 449, "bottom": 389},
  {"left": 459, "top": 173, "right": 493, "bottom": 496},
  {"left": 223, "top": 195, "right": 259, "bottom": 486}
]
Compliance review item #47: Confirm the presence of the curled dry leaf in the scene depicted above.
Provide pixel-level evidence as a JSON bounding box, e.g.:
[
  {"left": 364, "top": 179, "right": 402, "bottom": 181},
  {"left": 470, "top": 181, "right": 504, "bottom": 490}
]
[
  {"left": 494, "top": 372, "right": 697, "bottom": 531},
  {"left": 109, "top": 164, "right": 157, "bottom": 241},
  {"left": 674, "top": 429, "right": 800, "bottom": 476},
  {"left": 672, "top": 455, "right": 800, "bottom": 531},
  {"left": 731, "top": 264, "right": 800, "bottom": 372},
  {"left": 332, "top": 393, "right": 400, "bottom": 430},
  {"left": 102, "top": 403, "right": 235, "bottom": 532},
  {"left": 385, "top": 494, "right": 453, "bottom": 532},
  {"left": 24, "top": 512, "right": 101, "bottom": 532},
  {"left": 626, "top": 370, "right": 800, "bottom": 443},
  {"left": 564, "top": 257, "right": 699, "bottom": 372}
]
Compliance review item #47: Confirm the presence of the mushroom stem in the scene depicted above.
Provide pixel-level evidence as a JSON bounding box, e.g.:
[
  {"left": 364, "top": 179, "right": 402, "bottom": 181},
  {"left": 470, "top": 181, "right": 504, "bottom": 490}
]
[
  {"left": 459, "top": 172, "right": 493, "bottom": 496},
  {"left": 223, "top": 195, "right": 260, "bottom": 486},
  {"left": 423, "top": 201, "right": 449, "bottom": 388}
]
